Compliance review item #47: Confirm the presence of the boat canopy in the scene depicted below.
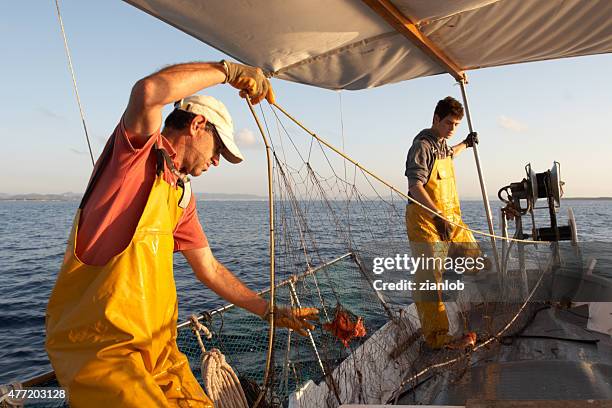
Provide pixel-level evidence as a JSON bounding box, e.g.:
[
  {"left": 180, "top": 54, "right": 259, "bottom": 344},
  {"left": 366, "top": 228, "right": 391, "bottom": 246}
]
[{"left": 125, "top": 0, "right": 612, "bottom": 90}]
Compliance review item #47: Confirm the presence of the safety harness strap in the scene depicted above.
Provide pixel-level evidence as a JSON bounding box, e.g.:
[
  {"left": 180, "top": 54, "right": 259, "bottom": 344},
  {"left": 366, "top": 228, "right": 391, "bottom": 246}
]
[
  {"left": 155, "top": 144, "right": 191, "bottom": 209},
  {"left": 155, "top": 143, "right": 175, "bottom": 177}
]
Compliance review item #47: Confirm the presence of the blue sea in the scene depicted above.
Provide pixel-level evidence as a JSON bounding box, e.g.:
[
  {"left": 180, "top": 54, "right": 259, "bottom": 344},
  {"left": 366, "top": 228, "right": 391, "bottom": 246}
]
[{"left": 0, "top": 199, "right": 610, "bottom": 385}]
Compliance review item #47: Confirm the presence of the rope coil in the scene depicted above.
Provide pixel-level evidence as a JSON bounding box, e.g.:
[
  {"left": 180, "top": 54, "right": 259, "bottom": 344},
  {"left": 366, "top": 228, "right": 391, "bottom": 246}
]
[
  {"left": 190, "top": 315, "right": 248, "bottom": 408},
  {"left": 0, "top": 383, "right": 24, "bottom": 407}
]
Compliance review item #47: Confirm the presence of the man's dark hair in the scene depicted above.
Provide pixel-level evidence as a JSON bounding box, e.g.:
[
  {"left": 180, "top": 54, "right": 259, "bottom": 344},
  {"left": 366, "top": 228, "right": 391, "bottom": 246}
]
[
  {"left": 163, "top": 109, "right": 219, "bottom": 138},
  {"left": 434, "top": 96, "right": 464, "bottom": 121},
  {"left": 164, "top": 108, "right": 197, "bottom": 130}
]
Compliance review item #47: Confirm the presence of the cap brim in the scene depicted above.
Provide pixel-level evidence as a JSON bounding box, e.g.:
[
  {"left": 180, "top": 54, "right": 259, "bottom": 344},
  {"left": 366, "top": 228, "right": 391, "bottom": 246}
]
[{"left": 217, "top": 128, "right": 244, "bottom": 164}]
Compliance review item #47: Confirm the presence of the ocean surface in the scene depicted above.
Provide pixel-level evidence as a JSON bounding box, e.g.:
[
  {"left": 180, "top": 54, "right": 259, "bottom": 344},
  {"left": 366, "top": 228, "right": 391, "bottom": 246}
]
[{"left": 0, "top": 199, "right": 610, "bottom": 385}]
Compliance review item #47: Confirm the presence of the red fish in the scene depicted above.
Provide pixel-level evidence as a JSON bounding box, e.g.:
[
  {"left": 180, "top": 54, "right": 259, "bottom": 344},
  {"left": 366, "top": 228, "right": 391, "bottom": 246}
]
[{"left": 323, "top": 308, "right": 367, "bottom": 347}]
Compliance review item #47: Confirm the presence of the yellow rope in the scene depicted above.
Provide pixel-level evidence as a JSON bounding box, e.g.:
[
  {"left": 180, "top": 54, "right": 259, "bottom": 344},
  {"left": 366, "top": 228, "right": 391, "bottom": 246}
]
[{"left": 270, "top": 102, "right": 547, "bottom": 245}]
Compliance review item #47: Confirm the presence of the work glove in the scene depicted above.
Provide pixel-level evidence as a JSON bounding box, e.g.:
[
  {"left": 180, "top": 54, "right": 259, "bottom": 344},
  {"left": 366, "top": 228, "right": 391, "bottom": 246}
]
[
  {"left": 462, "top": 131, "right": 479, "bottom": 148},
  {"left": 433, "top": 212, "right": 454, "bottom": 241},
  {"left": 261, "top": 304, "right": 319, "bottom": 336},
  {"left": 221, "top": 60, "right": 276, "bottom": 104}
]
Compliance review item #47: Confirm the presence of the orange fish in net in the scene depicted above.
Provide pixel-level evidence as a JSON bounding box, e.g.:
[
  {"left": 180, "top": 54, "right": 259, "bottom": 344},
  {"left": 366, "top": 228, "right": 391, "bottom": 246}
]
[
  {"left": 445, "top": 332, "right": 477, "bottom": 350},
  {"left": 322, "top": 305, "right": 367, "bottom": 347}
]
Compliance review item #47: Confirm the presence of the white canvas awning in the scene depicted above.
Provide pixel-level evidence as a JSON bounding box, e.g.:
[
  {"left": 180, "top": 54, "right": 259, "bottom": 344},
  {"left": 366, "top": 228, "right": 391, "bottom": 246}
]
[{"left": 124, "top": 0, "right": 612, "bottom": 90}]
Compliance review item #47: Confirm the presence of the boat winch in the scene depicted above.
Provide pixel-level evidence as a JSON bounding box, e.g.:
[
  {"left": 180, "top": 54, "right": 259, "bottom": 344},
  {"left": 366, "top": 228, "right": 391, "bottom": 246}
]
[{"left": 498, "top": 162, "right": 576, "bottom": 243}]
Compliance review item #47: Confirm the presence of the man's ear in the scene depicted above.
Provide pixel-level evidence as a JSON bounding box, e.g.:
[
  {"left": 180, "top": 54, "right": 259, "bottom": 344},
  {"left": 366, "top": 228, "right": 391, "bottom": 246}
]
[
  {"left": 432, "top": 114, "right": 440, "bottom": 125},
  {"left": 189, "top": 115, "right": 206, "bottom": 136}
]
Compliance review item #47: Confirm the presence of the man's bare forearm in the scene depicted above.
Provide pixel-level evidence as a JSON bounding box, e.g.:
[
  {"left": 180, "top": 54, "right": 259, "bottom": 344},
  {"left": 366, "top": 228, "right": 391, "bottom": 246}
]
[
  {"left": 204, "top": 262, "right": 268, "bottom": 316},
  {"left": 182, "top": 247, "right": 268, "bottom": 317},
  {"left": 137, "top": 62, "right": 227, "bottom": 109}
]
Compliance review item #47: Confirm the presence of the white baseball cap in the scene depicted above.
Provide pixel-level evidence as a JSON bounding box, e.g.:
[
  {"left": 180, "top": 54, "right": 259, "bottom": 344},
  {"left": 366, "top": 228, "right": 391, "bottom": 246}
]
[{"left": 174, "top": 95, "right": 244, "bottom": 164}]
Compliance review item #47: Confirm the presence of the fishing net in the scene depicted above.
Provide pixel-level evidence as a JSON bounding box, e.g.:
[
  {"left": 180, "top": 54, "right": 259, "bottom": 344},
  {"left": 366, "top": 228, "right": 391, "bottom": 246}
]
[
  {"left": 171, "top": 103, "right": 585, "bottom": 407},
  {"left": 17, "top": 103, "right": 588, "bottom": 408}
]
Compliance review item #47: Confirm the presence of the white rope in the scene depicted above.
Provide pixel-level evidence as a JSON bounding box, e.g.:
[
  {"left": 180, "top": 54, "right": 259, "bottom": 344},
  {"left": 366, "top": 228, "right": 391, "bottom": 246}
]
[
  {"left": 0, "top": 383, "right": 25, "bottom": 407},
  {"left": 201, "top": 350, "right": 249, "bottom": 408},
  {"left": 190, "top": 315, "right": 248, "bottom": 408},
  {"left": 53, "top": 0, "right": 95, "bottom": 167}
]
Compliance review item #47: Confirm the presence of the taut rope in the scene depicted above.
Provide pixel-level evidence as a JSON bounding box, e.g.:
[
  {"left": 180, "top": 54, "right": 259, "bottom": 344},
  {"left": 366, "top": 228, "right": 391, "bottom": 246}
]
[
  {"left": 53, "top": 0, "right": 95, "bottom": 167},
  {"left": 270, "top": 102, "right": 547, "bottom": 245}
]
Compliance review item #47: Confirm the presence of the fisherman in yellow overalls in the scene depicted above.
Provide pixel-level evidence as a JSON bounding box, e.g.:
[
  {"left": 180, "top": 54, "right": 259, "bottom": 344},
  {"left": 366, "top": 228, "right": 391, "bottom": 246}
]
[
  {"left": 46, "top": 61, "right": 318, "bottom": 407},
  {"left": 405, "top": 96, "right": 483, "bottom": 349}
]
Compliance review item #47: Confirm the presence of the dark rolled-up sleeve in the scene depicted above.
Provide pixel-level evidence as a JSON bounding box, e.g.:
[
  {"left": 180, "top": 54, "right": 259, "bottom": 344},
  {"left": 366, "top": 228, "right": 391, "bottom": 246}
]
[{"left": 405, "top": 139, "right": 433, "bottom": 187}]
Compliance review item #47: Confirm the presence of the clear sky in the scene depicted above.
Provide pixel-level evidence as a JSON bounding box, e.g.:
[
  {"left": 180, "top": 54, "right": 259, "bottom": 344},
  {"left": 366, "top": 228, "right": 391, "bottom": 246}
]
[{"left": 2, "top": 1, "right": 611, "bottom": 198}]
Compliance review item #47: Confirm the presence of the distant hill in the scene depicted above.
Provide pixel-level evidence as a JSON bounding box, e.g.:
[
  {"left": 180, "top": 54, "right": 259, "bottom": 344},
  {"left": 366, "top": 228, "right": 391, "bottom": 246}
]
[
  {"left": 196, "top": 193, "right": 265, "bottom": 201},
  {"left": 0, "top": 192, "right": 81, "bottom": 201},
  {"left": 563, "top": 197, "right": 612, "bottom": 201},
  {"left": 0, "top": 192, "right": 266, "bottom": 201},
  {"left": 1, "top": 193, "right": 608, "bottom": 202},
  {"left": 461, "top": 196, "right": 612, "bottom": 202}
]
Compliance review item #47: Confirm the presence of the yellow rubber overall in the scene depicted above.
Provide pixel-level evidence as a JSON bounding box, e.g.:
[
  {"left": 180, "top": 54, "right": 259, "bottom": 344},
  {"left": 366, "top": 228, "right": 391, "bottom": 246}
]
[
  {"left": 405, "top": 156, "right": 480, "bottom": 349},
  {"left": 46, "top": 154, "right": 213, "bottom": 407}
]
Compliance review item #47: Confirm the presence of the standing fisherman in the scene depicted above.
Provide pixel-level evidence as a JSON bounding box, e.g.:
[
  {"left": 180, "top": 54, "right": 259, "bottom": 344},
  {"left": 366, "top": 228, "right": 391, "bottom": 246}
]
[
  {"left": 405, "top": 96, "right": 482, "bottom": 349},
  {"left": 46, "top": 61, "right": 318, "bottom": 406}
]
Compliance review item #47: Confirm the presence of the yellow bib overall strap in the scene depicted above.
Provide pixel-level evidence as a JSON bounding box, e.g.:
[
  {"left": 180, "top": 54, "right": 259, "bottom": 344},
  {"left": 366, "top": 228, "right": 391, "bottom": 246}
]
[
  {"left": 405, "top": 156, "right": 479, "bottom": 348},
  {"left": 46, "top": 143, "right": 212, "bottom": 407}
]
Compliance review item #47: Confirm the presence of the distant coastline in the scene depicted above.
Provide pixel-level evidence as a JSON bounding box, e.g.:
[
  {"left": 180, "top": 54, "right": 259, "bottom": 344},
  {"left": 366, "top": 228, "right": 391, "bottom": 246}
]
[
  {"left": 562, "top": 197, "right": 612, "bottom": 201},
  {"left": 0, "top": 192, "right": 266, "bottom": 201},
  {"left": 461, "top": 197, "right": 612, "bottom": 202},
  {"left": 1, "top": 193, "right": 610, "bottom": 202},
  {"left": 196, "top": 193, "right": 266, "bottom": 201},
  {"left": 0, "top": 193, "right": 81, "bottom": 201}
]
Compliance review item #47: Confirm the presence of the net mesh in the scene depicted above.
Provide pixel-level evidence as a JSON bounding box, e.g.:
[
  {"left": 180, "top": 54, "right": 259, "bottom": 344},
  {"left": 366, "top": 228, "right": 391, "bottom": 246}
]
[
  {"left": 177, "top": 257, "right": 391, "bottom": 406},
  {"left": 172, "top": 104, "right": 561, "bottom": 407}
]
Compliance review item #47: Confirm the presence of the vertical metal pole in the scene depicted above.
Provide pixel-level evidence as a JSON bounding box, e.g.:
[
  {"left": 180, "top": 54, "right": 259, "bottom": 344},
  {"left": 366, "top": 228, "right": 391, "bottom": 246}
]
[
  {"left": 288, "top": 280, "right": 326, "bottom": 376},
  {"left": 458, "top": 80, "right": 501, "bottom": 275},
  {"left": 500, "top": 209, "right": 512, "bottom": 299},
  {"left": 282, "top": 327, "right": 292, "bottom": 396},
  {"left": 515, "top": 209, "right": 529, "bottom": 298},
  {"left": 500, "top": 209, "right": 508, "bottom": 271},
  {"left": 246, "top": 98, "right": 275, "bottom": 408}
]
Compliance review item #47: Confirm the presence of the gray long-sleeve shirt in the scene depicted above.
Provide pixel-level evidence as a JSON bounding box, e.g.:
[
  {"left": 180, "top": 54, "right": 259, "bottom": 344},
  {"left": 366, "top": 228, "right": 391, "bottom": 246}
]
[{"left": 405, "top": 128, "right": 453, "bottom": 187}]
